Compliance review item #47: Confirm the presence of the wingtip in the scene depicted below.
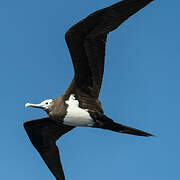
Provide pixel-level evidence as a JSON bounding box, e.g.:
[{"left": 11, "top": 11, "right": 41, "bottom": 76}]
[
  {"left": 150, "top": 134, "right": 157, "bottom": 138},
  {"left": 144, "top": 132, "right": 156, "bottom": 137}
]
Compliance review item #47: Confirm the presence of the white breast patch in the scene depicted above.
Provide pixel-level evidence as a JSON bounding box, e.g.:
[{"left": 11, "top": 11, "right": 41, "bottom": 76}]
[{"left": 63, "top": 94, "right": 94, "bottom": 127}]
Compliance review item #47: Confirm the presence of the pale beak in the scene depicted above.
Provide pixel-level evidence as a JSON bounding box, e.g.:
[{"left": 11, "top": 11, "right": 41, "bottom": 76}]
[{"left": 25, "top": 103, "right": 43, "bottom": 109}]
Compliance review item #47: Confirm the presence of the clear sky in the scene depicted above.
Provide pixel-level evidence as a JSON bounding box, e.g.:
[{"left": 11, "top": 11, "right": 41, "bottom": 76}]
[{"left": 0, "top": 0, "right": 179, "bottom": 179}]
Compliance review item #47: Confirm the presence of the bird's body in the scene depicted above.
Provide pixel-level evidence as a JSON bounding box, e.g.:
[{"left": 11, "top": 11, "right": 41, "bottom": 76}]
[
  {"left": 61, "top": 94, "right": 94, "bottom": 127},
  {"left": 24, "top": 0, "right": 155, "bottom": 179}
]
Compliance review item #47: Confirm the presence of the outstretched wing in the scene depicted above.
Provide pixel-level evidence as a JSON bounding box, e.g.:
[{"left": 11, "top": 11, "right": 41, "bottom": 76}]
[
  {"left": 65, "top": 0, "right": 154, "bottom": 98},
  {"left": 24, "top": 117, "right": 74, "bottom": 180}
]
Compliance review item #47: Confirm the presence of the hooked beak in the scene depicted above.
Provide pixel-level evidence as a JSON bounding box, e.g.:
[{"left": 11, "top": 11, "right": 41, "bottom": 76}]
[{"left": 25, "top": 103, "right": 43, "bottom": 109}]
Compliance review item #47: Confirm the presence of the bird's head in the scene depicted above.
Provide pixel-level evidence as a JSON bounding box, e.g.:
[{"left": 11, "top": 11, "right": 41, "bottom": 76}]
[{"left": 25, "top": 99, "right": 54, "bottom": 112}]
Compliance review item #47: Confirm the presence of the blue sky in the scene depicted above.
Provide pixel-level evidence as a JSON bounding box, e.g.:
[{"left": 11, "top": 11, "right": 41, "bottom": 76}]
[{"left": 0, "top": 0, "right": 179, "bottom": 179}]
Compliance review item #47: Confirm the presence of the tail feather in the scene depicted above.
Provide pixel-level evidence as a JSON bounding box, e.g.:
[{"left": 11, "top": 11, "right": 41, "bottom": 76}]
[
  {"left": 110, "top": 122, "right": 153, "bottom": 137},
  {"left": 98, "top": 115, "right": 154, "bottom": 137}
]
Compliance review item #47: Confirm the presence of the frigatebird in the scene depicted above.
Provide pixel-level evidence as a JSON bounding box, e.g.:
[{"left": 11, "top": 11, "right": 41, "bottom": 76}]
[{"left": 24, "top": 0, "right": 154, "bottom": 179}]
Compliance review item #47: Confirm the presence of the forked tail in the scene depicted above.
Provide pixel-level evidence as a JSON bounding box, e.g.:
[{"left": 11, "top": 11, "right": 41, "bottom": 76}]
[
  {"left": 97, "top": 115, "right": 154, "bottom": 137},
  {"left": 107, "top": 122, "right": 153, "bottom": 137}
]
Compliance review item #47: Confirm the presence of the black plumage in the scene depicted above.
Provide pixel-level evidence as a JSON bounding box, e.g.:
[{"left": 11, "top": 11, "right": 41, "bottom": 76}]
[
  {"left": 24, "top": 118, "right": 74, "bottom": 180},
  {"left": 65, "top": 0, "right": 154, "bottom": 97},
  {"left": 24, "top": 1, "right": 154, "bottom": 179}
]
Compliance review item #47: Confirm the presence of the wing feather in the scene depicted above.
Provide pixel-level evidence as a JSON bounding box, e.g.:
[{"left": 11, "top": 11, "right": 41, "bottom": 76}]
[
  {"left": 24, "top": 117, "right": 74, "bottom": 180},
  {"left": 65, "top": 0, "right": 154, "bottom": 97}
]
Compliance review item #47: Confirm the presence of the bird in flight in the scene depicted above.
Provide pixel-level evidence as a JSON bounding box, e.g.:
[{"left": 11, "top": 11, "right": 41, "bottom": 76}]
[{"left": 24, "top": 0, "right": 154, "bottom": 179}]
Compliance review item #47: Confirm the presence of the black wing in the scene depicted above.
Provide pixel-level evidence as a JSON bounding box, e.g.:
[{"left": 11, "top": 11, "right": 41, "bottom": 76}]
[
  {"left": 24, "top": 117, "right": 74, "bottom": 180},
  {"left": 65, "top": 0, "right": 154, "bottom": 98}
]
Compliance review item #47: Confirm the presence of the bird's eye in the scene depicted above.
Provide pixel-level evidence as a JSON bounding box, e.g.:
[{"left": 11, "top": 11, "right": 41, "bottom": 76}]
[{"left": 46, "top": 102, "right": 48, "bottom": 105}]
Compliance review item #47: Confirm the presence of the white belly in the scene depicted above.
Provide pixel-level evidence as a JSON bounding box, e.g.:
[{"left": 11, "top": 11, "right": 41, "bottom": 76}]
[{"left": 63, "top": 94, "right": 94, "bottom": 127}]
